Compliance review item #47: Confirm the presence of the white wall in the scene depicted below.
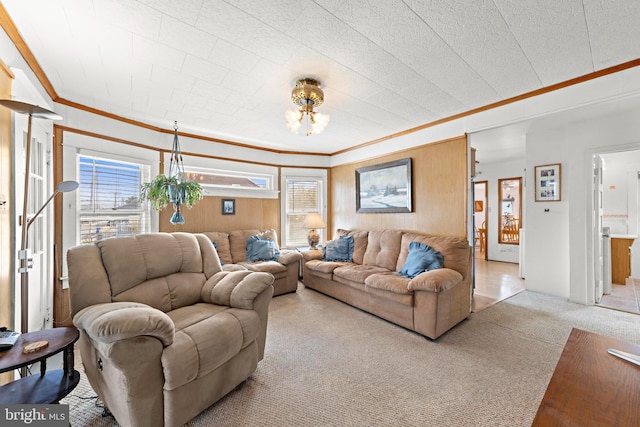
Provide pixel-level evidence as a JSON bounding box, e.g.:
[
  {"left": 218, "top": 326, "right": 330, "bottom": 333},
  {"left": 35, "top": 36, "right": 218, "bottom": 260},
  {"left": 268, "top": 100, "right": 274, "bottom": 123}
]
[
  {"left": 524, "top": 129, "right": 571, "bottom": 298},
  {"left": 525, "top": 107, "right": 640, "bottom": 303}
]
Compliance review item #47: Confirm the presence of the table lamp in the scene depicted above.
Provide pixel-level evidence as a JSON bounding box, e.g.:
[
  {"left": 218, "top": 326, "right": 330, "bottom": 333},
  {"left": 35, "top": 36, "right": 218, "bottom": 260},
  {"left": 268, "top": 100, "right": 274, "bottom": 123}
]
[{"left": 303, "top": 212, "right": 326, "bottom": 250}]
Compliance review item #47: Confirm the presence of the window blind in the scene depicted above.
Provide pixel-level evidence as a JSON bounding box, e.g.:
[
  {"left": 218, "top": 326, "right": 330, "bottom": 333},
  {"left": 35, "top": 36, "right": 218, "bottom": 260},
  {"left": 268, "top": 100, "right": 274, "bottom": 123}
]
[
  {"left": 79, "top": 156, "right": 150, "bottom": 243},
  {"left": 285, "top": 179, "right": 322, "bottom": 247}
]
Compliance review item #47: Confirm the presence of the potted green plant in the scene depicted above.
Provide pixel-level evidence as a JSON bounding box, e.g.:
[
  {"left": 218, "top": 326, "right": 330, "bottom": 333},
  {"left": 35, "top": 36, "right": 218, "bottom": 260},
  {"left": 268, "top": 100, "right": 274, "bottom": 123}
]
[{"left": 140, "top": 174, "right": 203, "bottom": 224}]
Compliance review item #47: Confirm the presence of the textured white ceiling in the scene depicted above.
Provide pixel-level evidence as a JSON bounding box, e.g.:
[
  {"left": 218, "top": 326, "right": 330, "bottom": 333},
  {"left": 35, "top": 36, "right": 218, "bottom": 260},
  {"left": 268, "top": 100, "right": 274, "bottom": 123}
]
[{"left": 2, "top": 0, "right": 640, "bottom": 154}]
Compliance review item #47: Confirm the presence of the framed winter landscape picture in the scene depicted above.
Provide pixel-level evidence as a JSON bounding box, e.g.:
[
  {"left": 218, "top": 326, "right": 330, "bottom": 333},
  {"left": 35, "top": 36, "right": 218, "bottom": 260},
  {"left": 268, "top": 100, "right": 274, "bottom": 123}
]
[{"left": 355, "top": 158, "right": 412, "bottom": 213}]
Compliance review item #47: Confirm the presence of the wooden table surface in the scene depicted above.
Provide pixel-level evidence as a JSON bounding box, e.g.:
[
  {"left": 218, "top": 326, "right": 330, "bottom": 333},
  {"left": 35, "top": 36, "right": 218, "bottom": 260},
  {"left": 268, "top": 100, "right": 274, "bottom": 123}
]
[
  {"left": 0, "top": 327, "right": 80, "bottom": 404},
  {"left": 532, "top": 328, "right": 640, "bottom": 426}
]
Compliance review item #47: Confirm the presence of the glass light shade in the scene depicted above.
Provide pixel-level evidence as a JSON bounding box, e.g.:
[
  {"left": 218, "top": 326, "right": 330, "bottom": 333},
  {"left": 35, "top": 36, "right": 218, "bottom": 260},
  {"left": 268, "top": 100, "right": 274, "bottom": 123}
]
[
  {"left": 303, "top": 212, "right": 326, "bottom": 229},
  {"left": 285, "top": 109, "right": 303, "bottom": 133},
  {"left": 311, "top": 112, "right": 330, "bottom": 135},
  {"left": 285, "top": 109, "right": 330, "bottom": 136}
]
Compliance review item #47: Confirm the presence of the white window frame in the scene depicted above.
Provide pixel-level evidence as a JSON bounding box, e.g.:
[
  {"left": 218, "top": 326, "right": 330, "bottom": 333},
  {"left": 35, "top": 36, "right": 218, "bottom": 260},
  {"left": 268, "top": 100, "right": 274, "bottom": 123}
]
[
  {"left": 280, "top": 168, "right": 328, "bottom": 248},
  {"left": 176, "top": 154, "right": 279, "bottom": 199},
  {"left": 77, "top": 154, "right": 151, "bottom": 243},
  {"left": 61, "top": 136, "right": 158, "bottom": 289}
]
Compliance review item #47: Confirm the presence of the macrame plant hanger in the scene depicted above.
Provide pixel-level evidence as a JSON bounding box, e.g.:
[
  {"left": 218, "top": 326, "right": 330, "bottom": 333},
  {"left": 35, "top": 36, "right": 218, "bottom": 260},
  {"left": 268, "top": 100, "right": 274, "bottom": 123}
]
[{"left": 168, "top": 121, "right": 186, "bottom": 224}]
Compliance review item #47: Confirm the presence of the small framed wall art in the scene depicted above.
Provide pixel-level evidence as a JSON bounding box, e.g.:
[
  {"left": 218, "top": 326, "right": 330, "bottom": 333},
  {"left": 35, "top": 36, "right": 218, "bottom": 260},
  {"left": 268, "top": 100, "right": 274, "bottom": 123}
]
[
  {"left": 222, "top": 198, "right": 235, "bottom": 215},
  {"left": 535, "top": 163, "right": 561, "bottom": 202}
]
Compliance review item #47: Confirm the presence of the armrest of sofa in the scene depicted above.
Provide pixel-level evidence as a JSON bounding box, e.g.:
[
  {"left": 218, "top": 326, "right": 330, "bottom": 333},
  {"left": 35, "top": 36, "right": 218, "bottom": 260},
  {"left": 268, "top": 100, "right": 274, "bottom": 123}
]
[
  {"left": 201, "top": 270, "right": 275, "bottom": 309},
  {"left": 74, "top": 301, "right": 175, "bottom": 346},
  {"left": 277, "top": 249, "right": 302, "bottom": 265},
  {"left": 407, "top": 268, "right": 463, "bottom": 293},
  {"left": 301, "top": 249, "right": 323, "bottom": 261}
]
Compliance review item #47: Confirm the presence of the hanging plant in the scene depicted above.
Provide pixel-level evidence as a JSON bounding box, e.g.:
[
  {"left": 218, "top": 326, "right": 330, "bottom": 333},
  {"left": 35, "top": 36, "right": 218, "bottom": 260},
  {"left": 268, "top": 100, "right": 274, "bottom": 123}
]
[
  {"left": 139, "top": 175, "right": 202, "bottom": 210},
  {"left": 139, "top": 122, "right": 203, "bottom": 224}
]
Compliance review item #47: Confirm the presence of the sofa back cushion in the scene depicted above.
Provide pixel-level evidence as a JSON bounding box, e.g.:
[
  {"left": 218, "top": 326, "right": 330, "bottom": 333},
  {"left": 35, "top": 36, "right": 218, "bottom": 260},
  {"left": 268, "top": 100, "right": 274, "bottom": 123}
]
[
  {"left": 202, "top": 231, "right": 232, "bottom": 264},
  {"left": 336, "top": 229, "right": 369, "bottom": 265},
  {"left": 363, "top": 230, "right": 403, "bottom": 271},
  {"left": 229, "top": 229, "right": 278, "bottom": 263},
  {"left": 396, "top": 233, "right": 470, "bottom": 280},
  {"left": 95, "top": 232, "right": 216, "bottom": 312}
]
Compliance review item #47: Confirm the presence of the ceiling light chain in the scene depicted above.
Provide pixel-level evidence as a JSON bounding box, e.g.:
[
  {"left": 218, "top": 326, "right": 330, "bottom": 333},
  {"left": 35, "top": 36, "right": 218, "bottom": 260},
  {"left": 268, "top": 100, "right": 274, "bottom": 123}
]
[{"left": 285, "top": 78, "right": 330, "bottom": 136}]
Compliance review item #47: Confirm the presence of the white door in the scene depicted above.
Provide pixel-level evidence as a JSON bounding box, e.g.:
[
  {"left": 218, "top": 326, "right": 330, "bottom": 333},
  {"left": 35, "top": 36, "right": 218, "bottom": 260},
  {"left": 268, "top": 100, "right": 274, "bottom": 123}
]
[
  {"left": 593, "top": 154, "right": 604, "bottom": 303},
  {"left": 16, "top": 119, "right": 52, "bottom": 332}
]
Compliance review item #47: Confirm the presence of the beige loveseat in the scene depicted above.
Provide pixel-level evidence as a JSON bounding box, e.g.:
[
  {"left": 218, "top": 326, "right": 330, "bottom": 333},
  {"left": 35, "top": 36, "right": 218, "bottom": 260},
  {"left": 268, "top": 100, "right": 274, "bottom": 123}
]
[
  {"left": 67, "top": 232, "right": 275, "bottom": 427},
  {"left": 302, "top": 229, "right": 472, "bottom": 340},
  {"left": 201, "top": 229, "right": 302, "bottom": 296}
]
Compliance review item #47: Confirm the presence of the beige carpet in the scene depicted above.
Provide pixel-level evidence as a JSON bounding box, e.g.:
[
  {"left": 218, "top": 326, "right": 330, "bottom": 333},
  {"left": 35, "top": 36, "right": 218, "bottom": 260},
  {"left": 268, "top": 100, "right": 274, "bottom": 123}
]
[{"left": 62, "top": 286, "right": 640, "bottom": 426}]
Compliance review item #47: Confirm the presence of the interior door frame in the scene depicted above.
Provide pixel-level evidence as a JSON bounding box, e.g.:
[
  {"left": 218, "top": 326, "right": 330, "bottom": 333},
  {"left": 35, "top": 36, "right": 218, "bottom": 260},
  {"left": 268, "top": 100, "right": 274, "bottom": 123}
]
[
  {"left": 474, "top": 180, "right": 488, "bottom": 261},
  {"left": 592, "top": 154, "right": 604, "bottom": 303}
]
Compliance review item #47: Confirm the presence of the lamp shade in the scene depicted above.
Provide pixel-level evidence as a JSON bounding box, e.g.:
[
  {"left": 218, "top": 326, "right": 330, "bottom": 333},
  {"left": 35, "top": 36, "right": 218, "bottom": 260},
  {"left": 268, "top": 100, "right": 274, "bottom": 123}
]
[{"left": 303, "top": 212, "right": 326, "bottom": 229}]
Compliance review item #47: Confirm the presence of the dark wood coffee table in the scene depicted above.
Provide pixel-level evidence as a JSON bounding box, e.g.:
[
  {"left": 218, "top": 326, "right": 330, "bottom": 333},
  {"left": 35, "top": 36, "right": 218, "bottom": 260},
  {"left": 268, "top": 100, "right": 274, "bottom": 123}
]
[
  {"left": 0, "top": 327, "right": 80, "bottom": 404},
  {"left": 532, "top": 327, "right": 640, "bottom": 426}
]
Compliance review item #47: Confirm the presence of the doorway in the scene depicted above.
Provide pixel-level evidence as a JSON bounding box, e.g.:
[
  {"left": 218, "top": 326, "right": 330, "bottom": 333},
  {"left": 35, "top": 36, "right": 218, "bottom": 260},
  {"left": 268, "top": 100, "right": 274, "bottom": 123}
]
[
  {"left": 594, "top": 150, "right": 640, "bottom": 314},
  {"left": 473, "top": 181, "right": 487, "bottom": 260}
]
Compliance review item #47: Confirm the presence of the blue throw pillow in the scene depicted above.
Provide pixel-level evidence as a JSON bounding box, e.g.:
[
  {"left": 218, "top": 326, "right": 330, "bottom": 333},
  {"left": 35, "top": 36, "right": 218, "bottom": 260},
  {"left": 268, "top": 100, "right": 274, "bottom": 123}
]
[
  {"left": 246, "top": 236, "right": 280, "bottom": 262},
  {"left": 398, "top": 241, "right": 444, "bottom": 278},
  {"left": 322, "top": 235, "right": 354, "bottom": 262}
]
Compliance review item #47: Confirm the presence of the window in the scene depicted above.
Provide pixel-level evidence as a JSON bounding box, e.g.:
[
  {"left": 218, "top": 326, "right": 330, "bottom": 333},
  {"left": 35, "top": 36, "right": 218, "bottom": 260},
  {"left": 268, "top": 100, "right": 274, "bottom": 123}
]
[
  {"left": 285, "top": 178, "right": 323, "bottom": 247},
  {"left": 183, "top": 167, "right": 272, "bottom": 190},
  {"left": 498, "top": 177, "right": 522, "bottom": 244},
  {"left": 78, "top": 155, "right": 150, "bottom": 243}
]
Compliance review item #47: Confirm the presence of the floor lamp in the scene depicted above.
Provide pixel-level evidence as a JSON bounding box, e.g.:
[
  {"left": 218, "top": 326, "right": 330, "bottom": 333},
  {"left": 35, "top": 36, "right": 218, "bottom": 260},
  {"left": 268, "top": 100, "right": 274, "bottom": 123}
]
[{"left": 0, "top": 99, "right": 63, "bottom": 335}]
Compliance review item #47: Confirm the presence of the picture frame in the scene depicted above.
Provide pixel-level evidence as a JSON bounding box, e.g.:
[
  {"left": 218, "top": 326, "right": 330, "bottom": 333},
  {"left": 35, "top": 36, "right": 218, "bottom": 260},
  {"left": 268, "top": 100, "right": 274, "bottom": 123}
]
[
  {"left": 221, "top": 198, "right": 235, "bottom": 215},
  {"left": 356, "top": 158, "right": 412, "bottom": 213},
  {"left": 535, "top": 163, "right": 561, "bottom": 202}
]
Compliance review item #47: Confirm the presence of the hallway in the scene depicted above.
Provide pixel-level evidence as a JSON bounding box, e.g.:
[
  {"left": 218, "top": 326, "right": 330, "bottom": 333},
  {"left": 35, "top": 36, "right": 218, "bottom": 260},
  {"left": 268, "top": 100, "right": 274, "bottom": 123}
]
[
  {"left": 472, "top": 257, "right": 525, "bottom": 312},
  {"left": 597, "top": 280, "right": 640, "bottom": 314}
]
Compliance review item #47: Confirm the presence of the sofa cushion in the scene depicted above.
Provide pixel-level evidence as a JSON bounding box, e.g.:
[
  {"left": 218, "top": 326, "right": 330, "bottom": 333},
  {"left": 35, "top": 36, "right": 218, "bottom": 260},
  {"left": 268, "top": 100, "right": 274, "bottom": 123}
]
[
  {"left": 211, "top": 241, "right": 224, "bottom": 264},
  {"left": 333, "top": 264, "right": 389, "bottom": 284},
  {"left": 363, "top": 230, "right": 403, "bottom": 270},
  {"left": 246, "top": 235, "right": 280, "bottom": 261},
  {"left": 113, "top": 272, "right": 206, "bottom": 312},
  {"left": 396, "top": 233, "right": 470, "bottom": 280},
  {"left": 322, "top": 235, "right": 354, "bottom": 262},
  {"left": 305, "top": 259, "right": 348, "bottom": 274},
  {"left": 240, "top": 261, "right": 287, "bottom": 276},
  {"left": 98, "top": 233, "right": 207, "bottom": 309},
  {"left": 398, "top": 241, "right": 444, "bottom": 278},
  {"left": 202, "top": 232, "right": 232, "bottom": 264},
  {"left": 229, "top": 229, "right": 279, "bottom": 263},
  {"left": 162, "top": 306, "right": 260, "bottom": 390},
  {"left": 337, "top": 229, "right": 368, "bottom": 264},
  {"left": 365, "top": 272, "right": 412, "bottom": 294}
]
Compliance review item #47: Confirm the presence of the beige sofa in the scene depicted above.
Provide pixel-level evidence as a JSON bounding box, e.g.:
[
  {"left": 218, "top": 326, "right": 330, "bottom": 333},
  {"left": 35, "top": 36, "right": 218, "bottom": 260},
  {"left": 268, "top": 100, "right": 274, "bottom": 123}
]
[
  {"left": 202, "top": 229, "right": 302, "bottom": 296},
  {"left": 67, "top": 232, "right": 275, "bottom": 427},
  {"left": 302, "top": 229, "right": 472, "bottom": 340}
]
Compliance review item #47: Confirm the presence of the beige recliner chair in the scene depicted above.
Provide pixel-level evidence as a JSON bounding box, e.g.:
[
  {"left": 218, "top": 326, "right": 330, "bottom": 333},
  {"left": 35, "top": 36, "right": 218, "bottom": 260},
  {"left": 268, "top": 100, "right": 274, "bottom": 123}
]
[{"left": 67, "top": 232, "right": 274, "bottom": 427}]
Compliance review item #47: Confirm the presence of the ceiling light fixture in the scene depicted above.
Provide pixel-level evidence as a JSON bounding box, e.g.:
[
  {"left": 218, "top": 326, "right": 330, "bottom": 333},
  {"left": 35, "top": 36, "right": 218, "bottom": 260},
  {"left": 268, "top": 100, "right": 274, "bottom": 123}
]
[{"left": 285, "top": 78, "right": 330, "bottom": 136}]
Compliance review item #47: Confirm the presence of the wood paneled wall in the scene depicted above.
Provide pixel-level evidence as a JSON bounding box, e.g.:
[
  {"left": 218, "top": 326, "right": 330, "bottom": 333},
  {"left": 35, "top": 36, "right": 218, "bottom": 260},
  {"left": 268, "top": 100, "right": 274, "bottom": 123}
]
[
  {"left": 331, "top": 136, "right": 468, "bottom": 238},
  {"left": 52, "top": 126, "right": 71, "bottom": 328},
  {"left": 159, "top": 195, "right": 281, "bottom": 236}
]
